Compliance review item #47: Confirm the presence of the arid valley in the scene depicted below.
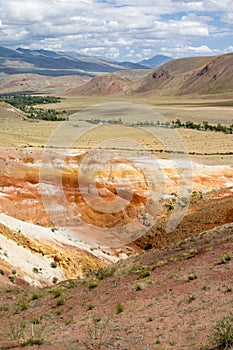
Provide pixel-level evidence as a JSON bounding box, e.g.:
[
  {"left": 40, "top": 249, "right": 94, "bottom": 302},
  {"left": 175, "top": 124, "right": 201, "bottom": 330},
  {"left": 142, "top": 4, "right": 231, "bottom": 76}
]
[{"left": 0, "top": 48, "right": 232, "bottom": 350}]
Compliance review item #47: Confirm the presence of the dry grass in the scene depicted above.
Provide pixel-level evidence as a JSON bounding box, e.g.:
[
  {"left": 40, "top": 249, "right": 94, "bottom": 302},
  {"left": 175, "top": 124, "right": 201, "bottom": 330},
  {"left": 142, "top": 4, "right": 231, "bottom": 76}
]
[{"left": 0, "top": 95, "right": 232, "bottom": 164}]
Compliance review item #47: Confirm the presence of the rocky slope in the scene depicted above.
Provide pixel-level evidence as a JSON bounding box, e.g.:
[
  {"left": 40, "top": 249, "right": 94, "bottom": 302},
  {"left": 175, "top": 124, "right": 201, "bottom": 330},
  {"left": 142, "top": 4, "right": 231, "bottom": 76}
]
[
  {"left": 0, "top": 222, "right": 232, "bottom": 349},
  {"left": 129, "top": 52, "right": 233, "bottom": 97},
  {"left": 65, "top": 69, "right": 150, "bottom": 96},
  {"left": 0, "top": 147, "right": 232, "bottom": 288}
]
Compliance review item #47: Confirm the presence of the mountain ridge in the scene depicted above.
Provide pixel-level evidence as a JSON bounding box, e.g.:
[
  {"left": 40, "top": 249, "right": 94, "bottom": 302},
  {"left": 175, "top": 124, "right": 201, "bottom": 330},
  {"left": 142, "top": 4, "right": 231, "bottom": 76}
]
[
  {"left": 67, "top": 52, "right": 233, "bottom": 97},
  {"left": 130, "top": 52, "right": 233, "bottom": 96},
  {"left": 0, "top": 46, "right": 148, "bottom": 76}
]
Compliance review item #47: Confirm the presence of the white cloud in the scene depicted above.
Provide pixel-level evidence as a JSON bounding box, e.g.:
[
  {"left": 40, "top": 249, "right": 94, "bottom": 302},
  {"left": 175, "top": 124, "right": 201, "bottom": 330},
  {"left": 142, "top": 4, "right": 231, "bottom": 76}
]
[
  {"left": 160, "top": 44, "right": 220, "bottom": 57},
  {"left": 0, "top": 0, "right": 232, "bottom": 60}
]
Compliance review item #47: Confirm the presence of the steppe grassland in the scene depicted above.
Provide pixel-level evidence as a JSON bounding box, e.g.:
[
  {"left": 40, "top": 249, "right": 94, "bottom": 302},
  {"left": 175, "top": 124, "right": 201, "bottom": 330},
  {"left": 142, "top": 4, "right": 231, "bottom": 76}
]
[
  {"left": 37, "top": 95, "right": 233, "bottom": 125},
  {"left": 0, "top": 95, "right": 232, "bottom": 164}
]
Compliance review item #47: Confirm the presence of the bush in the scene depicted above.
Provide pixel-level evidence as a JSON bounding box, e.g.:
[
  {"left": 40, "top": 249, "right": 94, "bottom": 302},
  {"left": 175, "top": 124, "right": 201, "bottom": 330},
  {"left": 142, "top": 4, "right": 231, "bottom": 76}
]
[
  {"left": 220, "top": 253, "right": 232, "bottom": 264},
  {"left": 211, "top": 315, "right": 233, "bottom": 349},
  {"left": 188, "top": 271, "right": 197, "bottom": 281},
  {"left": 87, "top": 279, "right": 99, "bottom": 290},
  {"left": 56, "top": 297, "right": 65, "bottom": 307},
  {"left": 52, "top": 288, "right": 63, "bottom": 298},
  {"left": 138, "top": 269, "right": 151, "bottom": 279},
  {"left": 135, "top": 284, "right": 142, "bottom": 291},
  {"left": 17, "top": 299, "right": 29, "bottom": 311},
  {"left": 8, "top": 275, "right": 15, "bottom": 283},
  {"left": 31, "top": 292, "right": 42, "bottom": 300},
  {"left": 116, "top": 303, "right": 124, "bottom": 314},
  {"left": 186, "top": 293, "right": 196, "bottom": 303},
  {"left": 87, "top": 303, "right": 95, "bottom": 310}
]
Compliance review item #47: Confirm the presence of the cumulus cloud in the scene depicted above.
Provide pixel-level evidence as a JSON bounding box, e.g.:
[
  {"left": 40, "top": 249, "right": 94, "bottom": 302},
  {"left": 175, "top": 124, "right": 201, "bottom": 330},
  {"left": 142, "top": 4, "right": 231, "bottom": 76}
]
[
  {"left": 0, "top": 0, "right": 232, "bottom": 60},
  {"left": 160, "top": 44, "right": 220, "bottom": 57}
]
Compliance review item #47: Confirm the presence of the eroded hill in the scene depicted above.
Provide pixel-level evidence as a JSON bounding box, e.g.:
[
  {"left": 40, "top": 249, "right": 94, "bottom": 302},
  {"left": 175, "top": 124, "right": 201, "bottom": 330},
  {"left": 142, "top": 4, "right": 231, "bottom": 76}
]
[{"left": 0, "top": 147, "right": 232, "bottom": 288}]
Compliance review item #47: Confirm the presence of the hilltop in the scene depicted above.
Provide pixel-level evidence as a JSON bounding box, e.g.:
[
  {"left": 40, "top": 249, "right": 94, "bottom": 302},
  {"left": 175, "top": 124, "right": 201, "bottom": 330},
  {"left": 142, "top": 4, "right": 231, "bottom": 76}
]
[
  {"left": 130, "top": 52, "right": 233, "bottom": 97},
  {"left": 68, "top": 52, "right": 233, "bottom": 98}
]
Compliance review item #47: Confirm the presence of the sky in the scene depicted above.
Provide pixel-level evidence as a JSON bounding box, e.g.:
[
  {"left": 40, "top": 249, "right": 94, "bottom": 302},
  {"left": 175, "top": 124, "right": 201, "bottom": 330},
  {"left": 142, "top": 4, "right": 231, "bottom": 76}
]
[{"left": 0, "top": 0, "right": 232, "bottom": 62}]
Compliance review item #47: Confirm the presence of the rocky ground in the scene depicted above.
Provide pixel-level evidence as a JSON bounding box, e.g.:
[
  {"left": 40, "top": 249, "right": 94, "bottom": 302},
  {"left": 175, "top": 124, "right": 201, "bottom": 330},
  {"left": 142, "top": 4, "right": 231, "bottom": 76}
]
[{"left": 0, "top": 223, "right": 232, "bottom": 349}]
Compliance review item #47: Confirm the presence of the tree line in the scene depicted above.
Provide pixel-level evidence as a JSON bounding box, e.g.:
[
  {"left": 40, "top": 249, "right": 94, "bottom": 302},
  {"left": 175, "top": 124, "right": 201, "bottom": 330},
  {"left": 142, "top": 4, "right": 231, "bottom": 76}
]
[
  {"left": 82, "top": 117, "right": 233, "bottom": 134},
  {"left": 0, "top": 94, "right": 67, "bottom": 121}
]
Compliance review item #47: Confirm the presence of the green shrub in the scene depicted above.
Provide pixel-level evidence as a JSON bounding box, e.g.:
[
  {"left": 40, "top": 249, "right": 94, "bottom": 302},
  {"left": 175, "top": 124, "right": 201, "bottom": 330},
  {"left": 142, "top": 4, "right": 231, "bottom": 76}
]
[
  {"left": 220, "top": 253, "right": 232, "bottom": 264},
  {"left": 56, "top": 297, "right": 65, "bottom": 307},
  {"left": 87, "top": 303, "right": 95, "bottom": 310},
  {"left": 188, "top": 271, "right": 197, "bottom": 281},
  {"left": 8, "top": 275, "right": 15, "bottom": 283},
  {"left": 135, "top": 284, "right": 142, "bottom": 291},
  {"left": 17, "top": 299, "right": 29, "bottom": 311},
  {"left": 211, "top": 315, "right": 233, "bottom": 349},
  {"left": 95, "top": 266, "right": 116, "bottom": 280},
  {"left": 116, "top": 303, "right": 124, "bottom": 314},
  {"left": 31, "top": 292, "right": 42, "bottom": 300},
  {"left": 138, "top": 269, "right": 151, "bottom": 279},
  {"left": 0, "top": 304, "right": 9, "bottom": 311},
  {"left": 52, "top": 288, "right": 63, "bottom": 298},
  {"left": 186, "top": 293, "right": 196, "bottom": 303},
  {"left": 87, "top": 279, "right": 99, "bottom": 290}
]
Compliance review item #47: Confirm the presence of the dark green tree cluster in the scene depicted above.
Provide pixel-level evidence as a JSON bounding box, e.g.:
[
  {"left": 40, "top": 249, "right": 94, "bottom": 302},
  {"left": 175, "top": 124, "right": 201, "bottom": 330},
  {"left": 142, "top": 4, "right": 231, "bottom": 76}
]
[
  {"left": 173, "top": 119, "right": 233, "bottom": 134},
  {"left": 0, "top": 94, "right": 66, "bottom": 121}
]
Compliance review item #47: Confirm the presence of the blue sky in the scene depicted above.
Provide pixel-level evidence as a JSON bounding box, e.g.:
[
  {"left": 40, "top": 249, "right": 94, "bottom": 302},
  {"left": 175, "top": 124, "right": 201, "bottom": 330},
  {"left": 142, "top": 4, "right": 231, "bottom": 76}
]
[{"left": 0, "top": 0, "right": 232, "bottom": 61}]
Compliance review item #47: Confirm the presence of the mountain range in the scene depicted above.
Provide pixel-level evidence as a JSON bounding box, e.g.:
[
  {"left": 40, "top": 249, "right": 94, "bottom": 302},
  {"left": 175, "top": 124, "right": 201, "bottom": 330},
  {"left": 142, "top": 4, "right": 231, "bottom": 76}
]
[
  {"left": 0, "top": 46, "right": 171, "bottom": 77},
  {"left": 66, "top": 52, "right": 233, "bottom": 97}
]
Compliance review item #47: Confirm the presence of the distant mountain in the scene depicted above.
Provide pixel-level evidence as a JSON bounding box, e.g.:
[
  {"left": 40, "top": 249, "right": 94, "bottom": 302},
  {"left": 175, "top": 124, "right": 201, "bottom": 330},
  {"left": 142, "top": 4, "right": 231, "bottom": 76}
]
[
  {"left": 119, "top": 61, "right": 149, "bottom": 69},
  {"left": 0, "top": 46, "right": 148, "bottom": 77},
  {"left": 131, "top": 52, "right": 233, "bottom": 96},
  {"left": 138, "top": 55, "right": 172, "bottom": 68}
]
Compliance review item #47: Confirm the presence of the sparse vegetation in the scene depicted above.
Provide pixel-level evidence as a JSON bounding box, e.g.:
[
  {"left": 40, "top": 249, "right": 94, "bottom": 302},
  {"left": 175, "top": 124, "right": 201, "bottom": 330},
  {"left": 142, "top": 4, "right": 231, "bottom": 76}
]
[
  {"left": 52, "top": 288, "right": 63, "bottom": 298},
  {"left": 186, "top": 293, "right": 196, "bottom": 303},
  {"left": 135, "top": 284, "right": 142, "bottom": 291},
  {"left": 31, "top": 292, "right": 42, "bottom": 300},
  {"left": 220, "top": 253, "right": 232, "bottom": 264},
  {"left": 210, "top": 314, "right": 233, "bottom": 349},
  {"left": 94, "top": 266, "right": 116, "bottom": 280},
  {"left": 87, "top": 303, "right": 95, "bottom": 310},
  {"left": 8, "top": 274, "right": 15, "bottom": 283},
  {"left": 116, "top": 303, "right": 124, "bottom": 314},
  {"left": 0, "top": 304, "right": 9, "bottom": 311},
  {"left": 87, "top": 279, "right": 99, "bottom": 289},
  {"left": 138, "top": 268, "right": 151, "bottom": 279},
  {"left": 17, "top": 298, "right": 29, "bottom": 312},
  {"left": 188, "top": 271, "right": 197, "bottom": 281},
  {"left": 56, "top": 297, "right": 65, "bottom": 307},
  {"left": 87, "top": 316, "right": 110, "bottom": 347},
  {"left": 6, "top": 318, "right": 51, "bottom": 346},
  {"left": 226, "top": 285, "right": 232, "bottom": 293}
]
